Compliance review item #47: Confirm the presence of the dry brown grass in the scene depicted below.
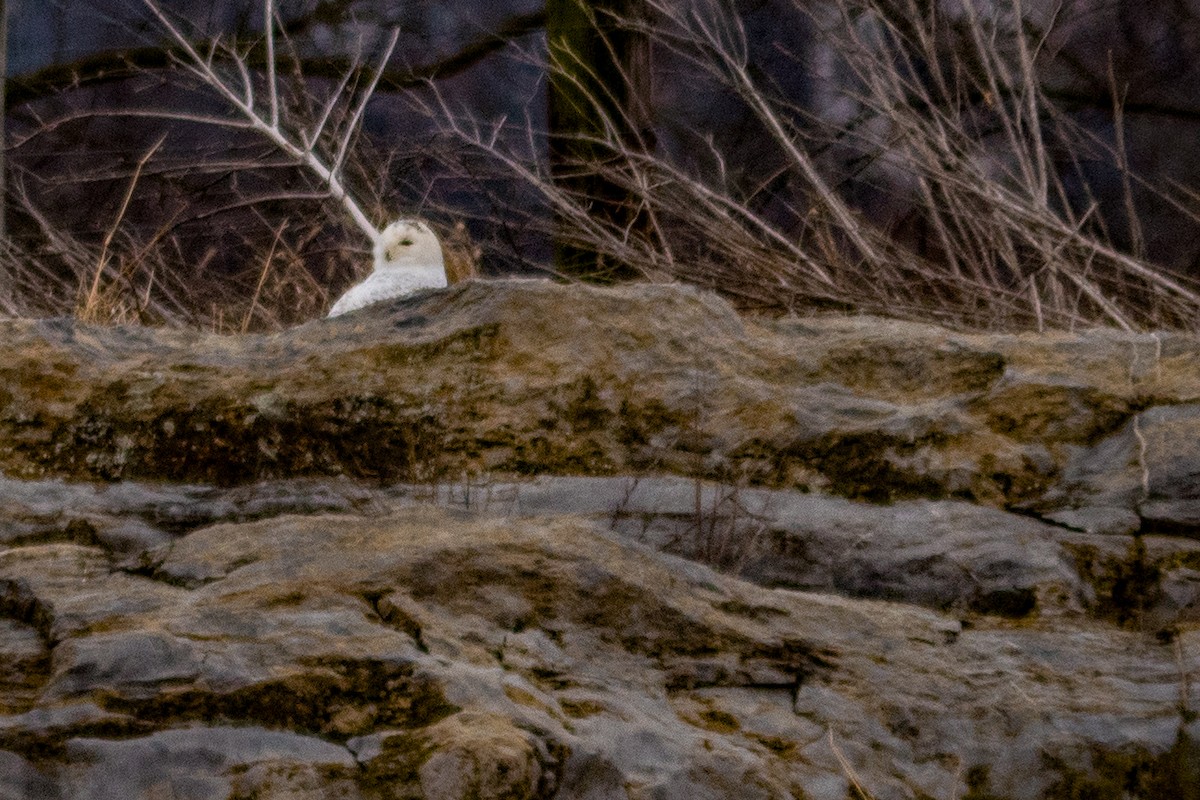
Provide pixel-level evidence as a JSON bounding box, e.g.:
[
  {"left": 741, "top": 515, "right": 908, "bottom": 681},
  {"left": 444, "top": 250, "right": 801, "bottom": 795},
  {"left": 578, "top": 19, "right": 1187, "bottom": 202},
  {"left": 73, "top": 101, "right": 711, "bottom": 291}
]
[
  {"left": 422, "top": 0, "right": 1200, "bottom": 332},
  {"left": 439, "top": 221, "right": 483, "bottom": 286}
]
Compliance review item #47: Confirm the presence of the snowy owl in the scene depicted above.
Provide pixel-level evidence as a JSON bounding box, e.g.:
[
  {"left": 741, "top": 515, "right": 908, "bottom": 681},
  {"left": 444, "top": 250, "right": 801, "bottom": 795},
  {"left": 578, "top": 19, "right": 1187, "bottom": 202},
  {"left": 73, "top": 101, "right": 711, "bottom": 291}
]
[{"left": 327, "top": 219, "right": 448, "bottom": 317}]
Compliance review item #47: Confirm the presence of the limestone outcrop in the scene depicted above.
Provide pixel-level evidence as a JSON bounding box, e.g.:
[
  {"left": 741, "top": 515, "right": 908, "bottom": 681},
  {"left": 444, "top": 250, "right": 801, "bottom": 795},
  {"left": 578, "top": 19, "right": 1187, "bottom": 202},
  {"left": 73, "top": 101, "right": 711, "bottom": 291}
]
[{"left": 2, "top": 280, "right": 1200, "bottom": 799}]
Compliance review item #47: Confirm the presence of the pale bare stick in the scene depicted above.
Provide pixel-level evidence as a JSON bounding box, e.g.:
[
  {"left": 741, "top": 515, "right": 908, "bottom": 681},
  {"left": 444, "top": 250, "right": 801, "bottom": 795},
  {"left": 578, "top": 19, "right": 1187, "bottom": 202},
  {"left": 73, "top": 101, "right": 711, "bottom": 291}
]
[
  {"left": 82, "top": 135, "right": 166, "bottom": 321},
  {"left": 242, "top": 221, "right": 287, "bottom": 333},
  {"left": 140, "top": 0, "right": 389, "bottom": 245},
  {"left": 265, "top": 0, "right": 279, "bottom": 130},
  {"left": 333, "top": 28, "right": 400, "bottom": 178},
  {"left": 828, "top": 729, "right": 874, "bottom": 800}
]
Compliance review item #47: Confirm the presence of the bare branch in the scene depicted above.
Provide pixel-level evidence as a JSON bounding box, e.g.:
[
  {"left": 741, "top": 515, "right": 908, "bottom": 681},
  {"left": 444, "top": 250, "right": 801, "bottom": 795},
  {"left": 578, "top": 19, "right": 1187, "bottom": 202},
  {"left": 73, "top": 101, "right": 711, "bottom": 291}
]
[
  {"left": 333, "top": 27, "right": 399, "bottom": 179},
  {"left": 265, "top": 0, "right": 279, "bottom": 130},
  {"left": 140, "top": 0, "right": 380, "bottom": 242}
]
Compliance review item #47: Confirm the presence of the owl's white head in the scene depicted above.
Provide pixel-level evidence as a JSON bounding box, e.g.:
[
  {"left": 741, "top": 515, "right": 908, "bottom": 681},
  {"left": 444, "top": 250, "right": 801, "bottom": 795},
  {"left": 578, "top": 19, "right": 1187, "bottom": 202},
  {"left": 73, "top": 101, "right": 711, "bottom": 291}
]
[
  {"left": 326, "top": 219, "right": 448, "bottom": 318},
  {"left": 373, "top": 219, "right": 445, "bottom": 272}
]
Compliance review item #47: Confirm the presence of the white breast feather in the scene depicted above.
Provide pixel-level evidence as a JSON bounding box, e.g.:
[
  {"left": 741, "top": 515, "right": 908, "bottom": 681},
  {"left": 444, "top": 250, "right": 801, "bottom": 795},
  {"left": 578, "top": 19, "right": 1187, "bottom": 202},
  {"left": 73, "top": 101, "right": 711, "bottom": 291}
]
[{"left": 328, "top": 220, "right": 448, "bottom": 318}]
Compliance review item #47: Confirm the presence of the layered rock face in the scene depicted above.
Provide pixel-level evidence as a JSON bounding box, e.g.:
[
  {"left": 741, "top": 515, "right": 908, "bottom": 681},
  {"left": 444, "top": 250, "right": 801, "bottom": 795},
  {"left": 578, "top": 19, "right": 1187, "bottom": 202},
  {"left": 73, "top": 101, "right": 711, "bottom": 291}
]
[{"left": 2, "top": 280, "right": 1200, "bottom": 799}]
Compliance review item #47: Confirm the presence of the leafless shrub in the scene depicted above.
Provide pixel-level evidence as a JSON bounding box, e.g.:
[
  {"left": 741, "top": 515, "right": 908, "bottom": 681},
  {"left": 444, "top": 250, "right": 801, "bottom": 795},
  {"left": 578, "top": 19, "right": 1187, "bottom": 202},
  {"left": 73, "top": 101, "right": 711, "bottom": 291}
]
[
  {"left": 811, "top": 0, "right": 1200, "bottom": 330},
  {"left": 602, "top": 474, "right": 772, "bottom": 573},
  {"left": 682, "top": 476, "right": 773, "bottom": 573},
  {"left": 420, "top": 0, "right": 1200, "bottom": 330}
]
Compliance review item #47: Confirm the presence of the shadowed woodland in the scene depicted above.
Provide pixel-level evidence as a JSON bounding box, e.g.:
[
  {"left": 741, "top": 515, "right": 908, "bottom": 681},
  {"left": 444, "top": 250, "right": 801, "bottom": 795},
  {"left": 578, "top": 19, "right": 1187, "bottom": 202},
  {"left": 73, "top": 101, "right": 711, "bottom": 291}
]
[{"left": 3, "top": 0, "right": 1200, "bottom": 332}]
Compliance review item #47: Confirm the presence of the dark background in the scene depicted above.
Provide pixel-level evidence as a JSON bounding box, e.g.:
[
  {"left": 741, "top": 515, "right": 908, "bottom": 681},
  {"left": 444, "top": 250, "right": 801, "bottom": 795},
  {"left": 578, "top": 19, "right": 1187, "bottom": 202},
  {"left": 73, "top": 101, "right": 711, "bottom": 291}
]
[{"left": 8, "top": 0, "right": 1200, "bottom": 327}]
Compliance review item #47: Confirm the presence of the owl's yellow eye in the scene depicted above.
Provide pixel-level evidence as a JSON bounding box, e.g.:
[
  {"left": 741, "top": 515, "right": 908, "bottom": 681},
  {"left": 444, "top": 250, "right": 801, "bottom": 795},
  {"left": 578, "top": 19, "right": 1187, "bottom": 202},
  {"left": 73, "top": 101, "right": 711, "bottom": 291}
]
[{"left": 400, "top": 238, "right": 414, "bottom": 246}]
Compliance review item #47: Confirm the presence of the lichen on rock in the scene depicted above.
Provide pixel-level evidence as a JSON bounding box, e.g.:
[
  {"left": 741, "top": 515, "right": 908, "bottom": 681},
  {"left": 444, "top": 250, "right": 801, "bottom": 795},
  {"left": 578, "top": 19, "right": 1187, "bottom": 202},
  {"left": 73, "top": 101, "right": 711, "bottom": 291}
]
[{"left": 2, "top": 281, "right": 1200, "bottom": 798}]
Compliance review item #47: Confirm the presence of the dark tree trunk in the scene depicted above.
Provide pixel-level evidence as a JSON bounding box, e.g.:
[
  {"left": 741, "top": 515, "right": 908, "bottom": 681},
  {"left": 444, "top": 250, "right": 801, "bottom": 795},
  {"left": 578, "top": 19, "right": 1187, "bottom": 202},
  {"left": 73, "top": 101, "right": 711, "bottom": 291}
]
[
  {"left": 546, "top": 0, "right": 652, "bottom": 280},
  {"left": 0, "top": 0, "right": 8, "bottom": 311},
  {"left": 0, "top": 0, "right": 7, "bottom": 247}
]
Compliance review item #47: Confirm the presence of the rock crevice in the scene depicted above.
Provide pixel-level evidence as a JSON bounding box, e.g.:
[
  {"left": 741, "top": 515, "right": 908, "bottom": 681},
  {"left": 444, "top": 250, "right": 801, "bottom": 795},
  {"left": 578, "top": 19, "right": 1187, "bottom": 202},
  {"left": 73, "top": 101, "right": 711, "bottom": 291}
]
[{"left": 2, "top": 282, "right": 1200, "bottom": 798}]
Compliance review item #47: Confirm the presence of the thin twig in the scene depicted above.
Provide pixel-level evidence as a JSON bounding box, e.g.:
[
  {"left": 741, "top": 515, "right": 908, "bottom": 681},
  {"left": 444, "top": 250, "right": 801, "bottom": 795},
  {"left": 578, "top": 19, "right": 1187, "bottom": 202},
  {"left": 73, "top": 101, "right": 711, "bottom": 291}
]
[
  {"left": 242, "top": 221, "right": 287, "bottom": 333},
  {"left": 82, "top": 134, "right": 166, "bottom": 321},
  {"left": 266, "top": 0, "right": 279, "bottom": 130},
  {"left": 141, "top": 0, "right": 380, "bottom": 242},
  {"left": 828, "top": 729, "right": 874, "bottom": 800}
]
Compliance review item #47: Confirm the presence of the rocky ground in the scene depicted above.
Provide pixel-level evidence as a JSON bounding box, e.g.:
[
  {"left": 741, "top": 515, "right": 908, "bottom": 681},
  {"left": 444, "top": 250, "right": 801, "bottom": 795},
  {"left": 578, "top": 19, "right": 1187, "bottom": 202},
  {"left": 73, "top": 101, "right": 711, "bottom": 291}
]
[{"left": 2, "top": 280, "right": 1200, "bottom": 799}]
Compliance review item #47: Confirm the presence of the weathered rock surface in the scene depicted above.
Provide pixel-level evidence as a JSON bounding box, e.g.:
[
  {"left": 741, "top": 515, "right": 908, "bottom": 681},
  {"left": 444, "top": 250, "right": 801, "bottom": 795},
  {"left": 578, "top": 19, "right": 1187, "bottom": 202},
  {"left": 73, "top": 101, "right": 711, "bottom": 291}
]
[
  {"left": 2, "top": 504, "right": 1198, "bottom": 800},
  {"left": 2, "top": 280, "right": 1199, "bottom": 533},
  {"left": 2, "top": 280, "right": 1200, "bottom": 798}
]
